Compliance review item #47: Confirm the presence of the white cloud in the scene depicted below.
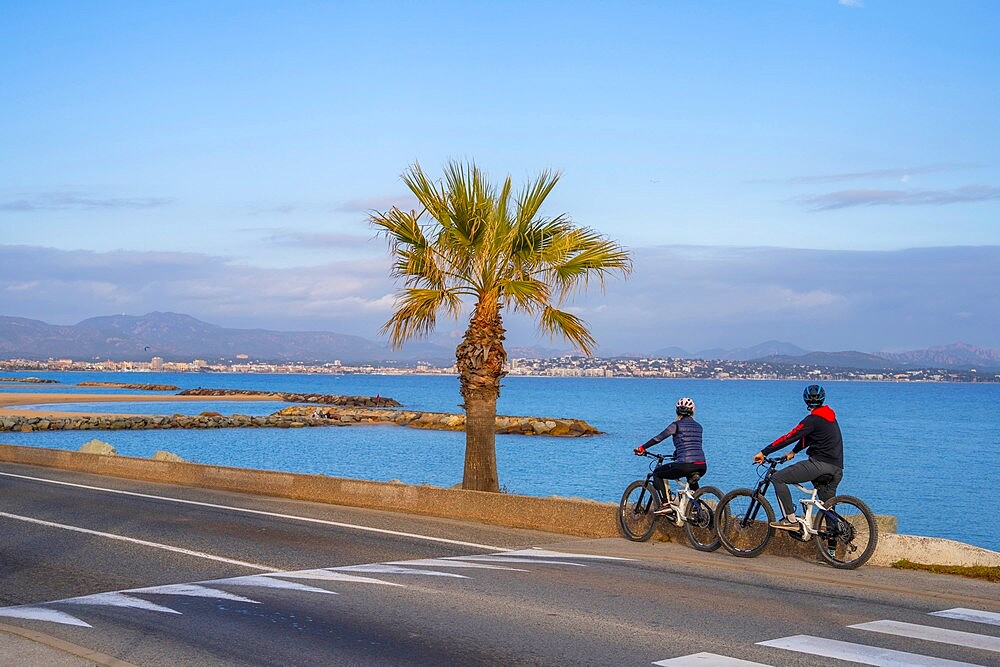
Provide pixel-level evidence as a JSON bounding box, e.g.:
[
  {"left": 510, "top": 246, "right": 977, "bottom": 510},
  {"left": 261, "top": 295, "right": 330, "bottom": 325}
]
[
  {"left": 839, "top": 0, "right": 864, "bottom": 7},
  {"left": 796, "top": 185, "right": 1000, "bottom": 210},
  {"left": 1, "top": 244, "right": 998, "bottom": 354}
]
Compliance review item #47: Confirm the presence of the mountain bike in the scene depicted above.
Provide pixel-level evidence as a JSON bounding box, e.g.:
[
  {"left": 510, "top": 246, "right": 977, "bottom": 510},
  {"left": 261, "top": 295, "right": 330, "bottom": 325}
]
[
  {"left": 618, "top": 451, "right": 723, "bottom": 551},
  {"left": 715, "top": 456, "right": 878, "bottom": 569}
]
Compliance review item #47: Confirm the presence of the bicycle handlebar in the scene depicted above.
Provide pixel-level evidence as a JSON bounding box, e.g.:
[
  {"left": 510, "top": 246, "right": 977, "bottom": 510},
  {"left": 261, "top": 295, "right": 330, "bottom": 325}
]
[
  {"left": 636, "top": 450, "right": 674, "bottom": 463},
  {"left": 760, "top": 456, "right": 786, "bottom": 465}
]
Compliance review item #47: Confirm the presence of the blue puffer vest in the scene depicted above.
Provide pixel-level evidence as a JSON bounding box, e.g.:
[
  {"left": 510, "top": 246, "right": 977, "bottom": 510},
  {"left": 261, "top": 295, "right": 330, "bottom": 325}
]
[{"left": 673, "top": 417, "right": 705, "bottom": 463}]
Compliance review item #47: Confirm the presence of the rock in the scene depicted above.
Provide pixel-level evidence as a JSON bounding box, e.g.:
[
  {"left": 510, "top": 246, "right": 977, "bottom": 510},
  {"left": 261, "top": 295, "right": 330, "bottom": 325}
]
[
  {"left": 550, "top": 423, "right": 571, "bottom": 436},
  {"left": 532, "top": 421, "right": 553, "bottom": 434},
  {"left": 80, "top": 439, "right": 117, "bottom": 455},
  {"left": 151, "top": 450, "right": 186, "bottom": 462}
]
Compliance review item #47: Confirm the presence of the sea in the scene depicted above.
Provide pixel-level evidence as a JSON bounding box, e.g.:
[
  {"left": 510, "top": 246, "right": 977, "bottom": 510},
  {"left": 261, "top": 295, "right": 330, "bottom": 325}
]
[{"left": 1, "top": 371, "right": 998, "bottom": 552}]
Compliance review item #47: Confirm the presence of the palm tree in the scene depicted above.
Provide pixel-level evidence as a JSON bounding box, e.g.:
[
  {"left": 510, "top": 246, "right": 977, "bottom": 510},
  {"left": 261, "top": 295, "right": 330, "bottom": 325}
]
[{"left": 370, "top": 160, "right": 632, "bottom": 492}]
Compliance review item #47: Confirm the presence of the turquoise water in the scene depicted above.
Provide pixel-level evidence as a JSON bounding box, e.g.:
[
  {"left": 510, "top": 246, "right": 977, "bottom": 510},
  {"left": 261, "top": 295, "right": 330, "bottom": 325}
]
[{"left": 2, "top": 371, "right": 998, "bottom": 551}]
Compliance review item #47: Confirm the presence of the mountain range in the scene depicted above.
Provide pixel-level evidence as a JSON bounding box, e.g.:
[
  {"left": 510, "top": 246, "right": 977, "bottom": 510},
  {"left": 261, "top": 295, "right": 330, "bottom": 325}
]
[
  {"left": 1, "top": 312, "right": 997, "bottom": 371},
  {"left": 649, "top": 341, "right": 999, "bottom": 371},
  {"left": 0, "top": 312, "right": 456, "bottom": 365}
]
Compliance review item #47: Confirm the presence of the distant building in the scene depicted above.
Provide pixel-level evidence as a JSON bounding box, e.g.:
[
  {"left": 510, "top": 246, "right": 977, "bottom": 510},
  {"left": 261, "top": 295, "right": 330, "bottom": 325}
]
[{"left": 151, "top": 356, "right": 163, "bottom": 370}]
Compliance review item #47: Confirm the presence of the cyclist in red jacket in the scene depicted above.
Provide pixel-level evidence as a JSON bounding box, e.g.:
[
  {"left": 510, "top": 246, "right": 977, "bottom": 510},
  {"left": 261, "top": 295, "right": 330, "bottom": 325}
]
[{"left": 754, "top": 385, "right": 844, "bottom": 531}]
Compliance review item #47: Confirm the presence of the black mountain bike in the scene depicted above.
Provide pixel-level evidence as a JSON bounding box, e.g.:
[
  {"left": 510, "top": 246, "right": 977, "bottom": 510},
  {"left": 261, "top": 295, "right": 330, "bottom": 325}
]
[
  {"left": 618, "top": 451, "right": 723, "bottom": 551},
  {"left": 715, "top": 457, "right": 878, "bottom": 569}
]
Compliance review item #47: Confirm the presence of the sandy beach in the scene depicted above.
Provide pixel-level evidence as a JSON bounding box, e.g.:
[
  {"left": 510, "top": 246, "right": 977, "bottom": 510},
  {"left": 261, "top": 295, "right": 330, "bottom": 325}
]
[{"left": 0, "top": 391, "right": 275, "bottom": 418}]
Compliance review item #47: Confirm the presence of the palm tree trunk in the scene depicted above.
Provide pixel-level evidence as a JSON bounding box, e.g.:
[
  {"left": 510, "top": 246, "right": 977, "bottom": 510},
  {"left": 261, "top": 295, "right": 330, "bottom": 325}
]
[{"left": 455, "top": 305, "right": 507, "bottom": 492}]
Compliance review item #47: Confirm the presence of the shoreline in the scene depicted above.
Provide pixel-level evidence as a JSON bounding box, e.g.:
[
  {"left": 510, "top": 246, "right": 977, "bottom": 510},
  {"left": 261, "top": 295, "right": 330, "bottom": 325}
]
[{"left": 0, "top": 392, "right": 276, "bottom": 418}]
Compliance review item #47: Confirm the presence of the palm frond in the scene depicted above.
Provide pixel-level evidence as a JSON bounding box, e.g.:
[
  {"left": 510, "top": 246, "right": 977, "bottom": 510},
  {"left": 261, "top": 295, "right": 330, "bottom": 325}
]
[
  {"left": 379, "top": 288, "right": 463, "bottom": 348},
  {"left": 370, "top": 159, "right": 631, "bottom": 353},
  {"left": 539, "top": 306, "right": 597, "bottom": 355},
  {"left": 500, "top": 278, "right": 550, "bottom": 314}
]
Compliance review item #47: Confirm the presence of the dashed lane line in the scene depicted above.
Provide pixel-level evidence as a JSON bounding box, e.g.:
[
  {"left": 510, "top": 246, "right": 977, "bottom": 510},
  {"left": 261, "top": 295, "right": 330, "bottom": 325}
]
[
  {"left": 0, "top": 548, "right": 619, "bottom": 630},
  {"left": 0, "top": 471, "right": 503, "bottom": 550}
]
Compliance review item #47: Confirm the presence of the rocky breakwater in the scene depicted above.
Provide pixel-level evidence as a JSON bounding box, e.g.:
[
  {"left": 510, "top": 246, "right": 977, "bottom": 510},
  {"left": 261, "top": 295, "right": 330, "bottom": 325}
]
[
  {"left": 0, "top": 377, "right": 59, "bottom": 384},
  {"left": 178, "top": 388, "right": 402, "bottom": 407},
  {"left": 277, "top": 405, "right": 602, "bottom": 436},
  {"left": 78, "top": 381, "right": 180, "bottom": 391},
  {"left": 0, "top": 412, "right": 341, "bottom": 432}
]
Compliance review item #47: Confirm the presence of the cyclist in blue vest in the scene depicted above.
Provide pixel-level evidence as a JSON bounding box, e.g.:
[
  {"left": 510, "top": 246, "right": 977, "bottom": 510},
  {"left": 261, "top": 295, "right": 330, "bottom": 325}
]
[
  {"left": 634, "top": 397, "right": 707, "bottom": 515},
  {"left": 754, "top": 384, "right": 844, "bottom": 531}
]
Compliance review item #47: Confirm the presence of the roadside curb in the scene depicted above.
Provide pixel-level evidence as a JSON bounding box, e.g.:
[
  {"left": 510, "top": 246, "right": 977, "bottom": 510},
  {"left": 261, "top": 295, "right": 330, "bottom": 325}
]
[
  {"left": 0, "top": 622, "right": 138, "bottom": 667},
  {"left": 1, "top": 443, "right": 997, "bottom": 568}
]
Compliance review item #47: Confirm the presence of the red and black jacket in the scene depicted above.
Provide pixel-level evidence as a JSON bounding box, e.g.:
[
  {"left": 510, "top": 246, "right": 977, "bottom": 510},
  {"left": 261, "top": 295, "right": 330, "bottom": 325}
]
[{"left": 761, "top": 405, "right": 843, "bottom": 469}]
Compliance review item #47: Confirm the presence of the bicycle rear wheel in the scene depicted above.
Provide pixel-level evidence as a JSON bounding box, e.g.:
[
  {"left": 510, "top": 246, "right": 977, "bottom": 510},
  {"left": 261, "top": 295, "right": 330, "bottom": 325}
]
[
  {"left": 683, "top": 486, "right": 723, "bottom": 552},
  {"left": 813, "top": 494, "right": 879, "bottom": 569},
  {"left": 716, "top": 488, "right": 775, "bottom": 558},
  {"left": 618, "top": 480, "right": 660, "bottom": 542}
]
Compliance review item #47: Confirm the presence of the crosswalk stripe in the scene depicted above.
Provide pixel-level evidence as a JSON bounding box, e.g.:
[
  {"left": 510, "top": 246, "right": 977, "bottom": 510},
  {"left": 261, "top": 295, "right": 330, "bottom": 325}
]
[
  {"left": 757, "top": 635, "right": 982, "bottom": 666},
  {"left": 931, "top": 608, "right": 1000, "bottom": 627},
  {"left": 653, "top": 652, "right": 772, "bottom": 666},
  {"left": 850, "top": 620, "right": 1000, "bottom": 653}
]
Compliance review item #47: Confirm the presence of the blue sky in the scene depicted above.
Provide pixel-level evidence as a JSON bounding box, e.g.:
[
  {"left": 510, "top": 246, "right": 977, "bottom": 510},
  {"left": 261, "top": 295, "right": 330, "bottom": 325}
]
[{"left": 2, "top": 1, "right": 998, "bottom": 354}]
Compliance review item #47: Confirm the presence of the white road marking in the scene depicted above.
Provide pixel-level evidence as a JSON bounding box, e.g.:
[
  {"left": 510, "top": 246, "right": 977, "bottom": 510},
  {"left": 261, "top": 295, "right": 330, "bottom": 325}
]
[
  {"left": 0, "top": 548, "right": 611, "bottom": 630},
  {"left": 60, "top": 592, "right": 180, "bottom": 614},
  {"left": 503, "top": 548, "right": 632, "bottom": 561},
  {"left": 653, "top": 653, "right": 772, "bottom": 666},
  {"left": 0, "top": 471, "right": 503, "bottom": 550},
  {"left": 757, "top": 635, "right": 983, "bottom": 666},
  {"left": 444, "top": 555, "right": 586, "bottom": 566},
  {"left": 388, "top": 558, "right": 528, "bottom": 571},
  {"left": 0, "top": 607, "right": 91, "bottom": 627},
  {"left": 126, "top": 583, "right": 261, "bottom": 603},
  {"left": 332, "top": 564, "right": 469, "bottom": 578},
  {"left": 264, "top": 569, "right": 402, "bottom": 586},
  {"left": 204, "top": 575, "right": 338, "bottom": 595},
  {"left": 931, "top": 608, "right": 1000, "bottom": 627},
  {"left": 850, "top": 620, "right": 1000, "bottom": 653},
  {"left": 0, "top": 511, "right": 275, "bottom": 571}
]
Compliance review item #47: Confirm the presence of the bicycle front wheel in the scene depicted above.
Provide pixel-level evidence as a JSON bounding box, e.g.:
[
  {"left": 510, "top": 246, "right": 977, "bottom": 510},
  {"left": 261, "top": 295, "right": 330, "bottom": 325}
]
[
  {"left": 813, "top": 494, "right": 879, "bottom": 569},
  {"left": 618, "top": 480, "right": 660, "bottom": 542},
  {"left": 716, "top": 488, "right": 775, "bottom": 558},
  {"left": 683, "top": 486, "right": 723, "bottom": 552}
]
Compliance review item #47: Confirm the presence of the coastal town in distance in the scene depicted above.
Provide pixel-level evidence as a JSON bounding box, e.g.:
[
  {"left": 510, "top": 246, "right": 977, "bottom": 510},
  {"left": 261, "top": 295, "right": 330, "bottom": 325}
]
[{"left": 1, "top": 354, "right": 996, "bottom": 383}]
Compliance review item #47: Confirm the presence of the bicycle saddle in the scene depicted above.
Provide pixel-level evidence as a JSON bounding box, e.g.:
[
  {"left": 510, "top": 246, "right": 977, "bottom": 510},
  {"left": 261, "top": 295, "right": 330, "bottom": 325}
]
[
  {"left": 687, "top": 473, "right": 701, "bottom": 484},
  {"left": 812, "top": 473, "right": 834, "bottom": 486}
]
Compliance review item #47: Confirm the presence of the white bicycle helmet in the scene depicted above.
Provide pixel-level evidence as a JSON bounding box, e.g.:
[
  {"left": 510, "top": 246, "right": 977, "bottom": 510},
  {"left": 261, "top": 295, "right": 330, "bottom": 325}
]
[{"left": 675, "top": 397, "right": 695, "bottom": 416}]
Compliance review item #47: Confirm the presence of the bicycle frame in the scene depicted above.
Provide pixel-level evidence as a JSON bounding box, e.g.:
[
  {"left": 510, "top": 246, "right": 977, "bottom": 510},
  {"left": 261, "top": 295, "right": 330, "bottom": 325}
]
[
  {"left": 740, "top": 458, "right": 840, "bottom": 539},
  {"left": 635, "top": 452, "right": 701, "bottom": 527}
]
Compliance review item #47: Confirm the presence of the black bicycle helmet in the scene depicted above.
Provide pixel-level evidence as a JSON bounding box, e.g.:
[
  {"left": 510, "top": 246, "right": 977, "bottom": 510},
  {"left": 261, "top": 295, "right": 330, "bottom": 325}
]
[{"left": 803, "top": 384, "right": 825, "bottom": 408}]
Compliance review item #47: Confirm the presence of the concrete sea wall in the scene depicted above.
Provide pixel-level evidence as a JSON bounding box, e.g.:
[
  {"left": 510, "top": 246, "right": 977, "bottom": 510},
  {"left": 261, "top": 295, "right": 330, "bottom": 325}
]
[{"left": 1, "top": 443, "right": 995, "bottom": 567}]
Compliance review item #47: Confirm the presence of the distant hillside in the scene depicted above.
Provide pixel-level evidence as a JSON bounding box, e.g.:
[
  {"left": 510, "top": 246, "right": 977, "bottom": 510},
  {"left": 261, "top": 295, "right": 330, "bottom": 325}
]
[
  {"left": 876, "top": 342, "right": 1000, "bottom": 371},
  {"left": 756, "top": 350, "right": 896, "bottom": 370},
  {"left": 0, "top": 312, "right": 455, "bottom": 365},
  {"left": 755, "top": 344, "right": 1000, "bottom": 372},
  {"left": 649, "top": 341, "right": 809, "bottom": 361}
]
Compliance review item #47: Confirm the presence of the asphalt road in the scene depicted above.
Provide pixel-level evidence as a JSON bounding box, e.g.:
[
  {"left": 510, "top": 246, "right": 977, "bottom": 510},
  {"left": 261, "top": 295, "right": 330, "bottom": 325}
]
[{"left": 1, "top": 461, "right": 997, "bottom": 666}]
